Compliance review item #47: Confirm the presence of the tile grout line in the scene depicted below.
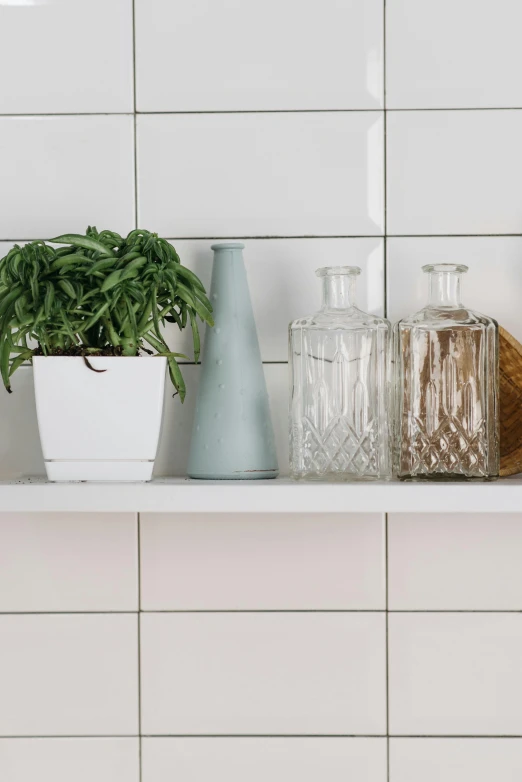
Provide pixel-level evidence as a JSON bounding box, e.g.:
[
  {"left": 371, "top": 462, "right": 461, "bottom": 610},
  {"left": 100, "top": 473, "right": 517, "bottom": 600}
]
[
  {"left": 5, "top": 234, "right": 522, "bottom": 243},
  {"left": 383, "top": 0, "right": 388, "bottom": 322},
  {"left": 165, "top": 235, "right": 386, "bottom": 241},
  {"left": 3, "top": 734, "right": 522, "bottom": 739},
  {"left": 131, "top": 0, "right": 139, "bottom": 232},
  {"left": 4, "top": 609, "right": 522, "bottom": 615},
  {"left": 4, "top": 734, "right": 522, "bottom": 739},
  {"left": 383, "top": 1, "right": 391, "bottom": 778},
  {"left": 130, "top": 1, "right": 141, "bottom": 773},
  {"left": 384, "top": 455, "right": 390, "bottom": 764},
  {"left": 138, "top": 106, "right": 522, "bottom": 114},
  {"left": 0, "top": 113, "right": 135, "bottom": 118},
  {"left": 133, "top": 121, "right": 139, "bottom": 230},
  {"left": 4, "top": 107, "right": 522, "bottom": 117},
  {"left": 136, "top": 108, "right": 384, "bottom": 114},
  {"left": 137, "top": 512, "right": 143, "bottom": 782}
]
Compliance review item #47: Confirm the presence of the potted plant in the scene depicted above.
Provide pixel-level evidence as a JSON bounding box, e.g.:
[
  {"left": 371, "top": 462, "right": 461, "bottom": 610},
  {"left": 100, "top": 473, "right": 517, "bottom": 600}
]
[{"left": 0, "top": 227, "right": 213, "bottom": 481}]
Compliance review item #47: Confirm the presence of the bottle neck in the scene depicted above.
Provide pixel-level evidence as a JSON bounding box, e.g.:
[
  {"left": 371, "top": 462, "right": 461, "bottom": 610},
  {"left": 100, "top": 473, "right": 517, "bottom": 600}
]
[
  {"left": 428, "top": 271, "right": 462, "bottom": 308},
  {"left": 321, "top": 275, "right": 357, "bottom": 311}
]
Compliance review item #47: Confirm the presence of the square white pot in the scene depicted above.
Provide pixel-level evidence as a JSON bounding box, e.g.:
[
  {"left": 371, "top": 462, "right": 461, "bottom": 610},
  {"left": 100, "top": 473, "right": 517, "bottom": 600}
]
[{"left": 33, "top": 356, "right": 167, "bottom": 482}]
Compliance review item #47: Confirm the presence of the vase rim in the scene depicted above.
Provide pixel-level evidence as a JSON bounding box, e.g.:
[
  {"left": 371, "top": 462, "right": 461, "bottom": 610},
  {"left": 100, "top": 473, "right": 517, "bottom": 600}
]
[
  {"left": 422, "top": 263, "right": 468, "bottom": 274},
  {"left": 316, "top": 265, "right": 361, "bottom": 278},
  {"left": 211, "top": 242, "right": 245, "bottom": 251}
]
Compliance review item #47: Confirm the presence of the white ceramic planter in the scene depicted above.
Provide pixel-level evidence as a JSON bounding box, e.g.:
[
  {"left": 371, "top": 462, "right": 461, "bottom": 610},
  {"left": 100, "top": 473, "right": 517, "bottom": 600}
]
[{"left": 33, "top": 356, "right": 167, "bottom": 482}]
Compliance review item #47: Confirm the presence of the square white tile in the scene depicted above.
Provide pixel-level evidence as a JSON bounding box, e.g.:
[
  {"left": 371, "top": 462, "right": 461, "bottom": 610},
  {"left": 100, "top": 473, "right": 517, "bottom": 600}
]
[
  {"left": 141, "top": 612, "right": 386, "bottom": 735},
  {"left": 386, "top": 110, "right": 522, "bottom": 235},
  {"left": 389, "top": 613, "right": 522, "bottom": 735},
  {"left": 0, "top": 0, "right": 133, "bottom": 114},
  {"left": 0, "top": 739, "right": 139, "bottom": 782},
  {"left": 389, "top": 514, "right": 522, "bottom": 610},
  {"left": 135, "top": 0, "right": 383, "bottom": 111},
  {"left": 154, "top": 363, "right": 290, "bottom": 477},
  {"left": 0, "top": 117, "right": 135, "bottom": 240},
  {"left": 387, "top": 0, "right": 522, "bottom": 109},
  {"left": 137, "top": 112, "right": 384, "bottom": 237},
  {"left": 0, "top": 614, "right": 138, "bottom": 735},
  {"left": 0, "top": 513, "right": 137, "bottom": 612},
  {"left": 390, "top": 738, "right": 522, "bottom": 782},
  {"left": 387, "top": 237, "right": 522, "bottom": 342},
  {"left": 142, "top": 738, "right": 387, "bottom": 782},
  {"left": 165, "top": 238, "right": 384, "bottom": 362},
  {"left": 140, "top": 513, "right": 385, "bottom": 610}
]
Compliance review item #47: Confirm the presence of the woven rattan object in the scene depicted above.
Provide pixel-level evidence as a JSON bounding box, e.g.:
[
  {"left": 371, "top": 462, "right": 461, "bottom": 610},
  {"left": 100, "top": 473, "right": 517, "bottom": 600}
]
[{"left": 500, "top": 326, "right": 522, "bottom": 476}]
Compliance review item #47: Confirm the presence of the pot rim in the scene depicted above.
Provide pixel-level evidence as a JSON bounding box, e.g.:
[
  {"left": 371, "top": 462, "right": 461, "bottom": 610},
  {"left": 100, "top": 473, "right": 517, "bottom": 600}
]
[{"left": 32, "top": 355, "right": 167, "bottom": 360}]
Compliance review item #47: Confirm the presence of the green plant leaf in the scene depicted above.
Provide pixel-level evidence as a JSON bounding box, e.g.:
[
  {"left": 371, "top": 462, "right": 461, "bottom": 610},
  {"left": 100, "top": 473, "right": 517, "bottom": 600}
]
[
  {"left": 175, "top": 264, "right": 207, "bottom": 292},
  {"left": 58, "top": 279, "right": 76, "bottom": 299},
  {"left": 0, "top": 285, "right": 23, "bottom": 320},
  {"left": 100, "top": 264, "right": 142, "bottom": 292},
  {"left": 9, "top": 350, "right": 33, "bottom": 376},
  {"left": 44, "top": 282, "right": 55, "bottom": 317},
  {"left": 0, "top": 229, "right": 212, "bottom": 396},
  {"left": 167, "top": 355, "right": 186, "bottom": 402},
  {"left": 177, "top": 283, "right": 214, "bottom": 326},
  {"left": 49, "top": 254, "right": 87, "bottom": 271},
  {"left": 14, "top": 295, "right": 27, "bottom": 324},
  {"left": 0, "top": 336, "right": 12, "bottom": 393},
  {"left": 88, "top": 258, "right": 117, "bottom": 275},
  {"left": 82, "top": 301, "right": 110, "bottom": 331},
  {"left": 154, "top": 351, "right": 189, "bottom": 359},
  {"left": 189, "top": 309, "right": 200, "bottom": 363},
  {"left": 50, "top": 234, "right": 115, "bottom": 258}
]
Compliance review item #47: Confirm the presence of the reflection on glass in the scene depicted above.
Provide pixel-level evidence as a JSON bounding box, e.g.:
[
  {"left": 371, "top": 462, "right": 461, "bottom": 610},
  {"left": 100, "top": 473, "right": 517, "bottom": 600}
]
[
  {"left": 395, "top": 263, "right": 499, "bottom": 481},
  {"left": 290, "top": 265, "right": 391, "bottom": 481}
]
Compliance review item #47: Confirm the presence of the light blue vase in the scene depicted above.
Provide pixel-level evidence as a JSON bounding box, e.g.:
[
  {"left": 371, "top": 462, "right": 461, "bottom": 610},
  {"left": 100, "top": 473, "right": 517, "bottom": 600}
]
[{"left": 187, "top": 243, "right": 279, "bottom": 479}]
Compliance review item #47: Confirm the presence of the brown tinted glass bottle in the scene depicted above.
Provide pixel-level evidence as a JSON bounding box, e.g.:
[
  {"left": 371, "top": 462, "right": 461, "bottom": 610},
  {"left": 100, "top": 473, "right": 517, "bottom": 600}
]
[{"left": 395, "top": 264, "right": 499, "bottom": 480}]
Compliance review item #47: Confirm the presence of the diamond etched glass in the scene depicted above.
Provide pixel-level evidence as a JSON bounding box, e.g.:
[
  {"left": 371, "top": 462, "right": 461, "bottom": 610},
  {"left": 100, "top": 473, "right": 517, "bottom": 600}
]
[
  {"left": 289, "top": 266, "right": 391, "bottom": 481},
  {"left": 395, "top": 263, "right": 499, "bottom": 481}
]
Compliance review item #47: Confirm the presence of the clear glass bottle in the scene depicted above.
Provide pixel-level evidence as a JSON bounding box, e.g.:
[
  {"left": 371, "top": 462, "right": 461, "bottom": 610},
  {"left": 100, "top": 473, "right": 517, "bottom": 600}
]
[
  {"left": 395, "top": 263, "right": 499, "bottom": 480},
  {"left": 289, "top": 266, "right": 391, "bottom": 480}
]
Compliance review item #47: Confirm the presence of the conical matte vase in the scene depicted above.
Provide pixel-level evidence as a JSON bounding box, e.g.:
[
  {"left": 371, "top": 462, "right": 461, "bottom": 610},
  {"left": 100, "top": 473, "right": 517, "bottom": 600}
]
[{"left": 187, "top": 243, "right": 279, "bottom": 479}]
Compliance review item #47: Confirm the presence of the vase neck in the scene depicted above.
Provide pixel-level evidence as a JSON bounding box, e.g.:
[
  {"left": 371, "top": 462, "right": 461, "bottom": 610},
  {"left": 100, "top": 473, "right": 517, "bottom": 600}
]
[
  {"left": 317, "top": 268, "right": 360, "bottom": 311},
  {"left": 321, "top": 274, "right": 357, "bottom": 311},
  {"left": 424, "top": 264, "right": 467, "bottom": 308}
]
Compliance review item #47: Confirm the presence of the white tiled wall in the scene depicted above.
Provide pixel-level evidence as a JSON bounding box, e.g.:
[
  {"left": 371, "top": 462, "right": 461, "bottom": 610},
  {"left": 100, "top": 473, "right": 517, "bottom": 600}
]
[
  {"left": 1, "top": 1, "right": 522, "bottom": 780},
  {"left": 137, "top": 112, "right": 384, "bottom": 237},
  {"left": 390, "top": 738, "right": 522, "bottom": 782},
  {"left": 140, "top": 514, "right": 385, "bottom": 610},
  {"left": 141, "top": 612, "right": 386, "bottom": 735},
  {"left": 142, "top": 737, "right": 388, "bottom": 782},
  {"left": 135, "top": 0, "right": 384, "bottom": 111},
  {"left": 0, "top": 739, "right": 140, "bottom": 782},
  {"left": 0, "top": 613, "right": 138, "bottom": 736}
]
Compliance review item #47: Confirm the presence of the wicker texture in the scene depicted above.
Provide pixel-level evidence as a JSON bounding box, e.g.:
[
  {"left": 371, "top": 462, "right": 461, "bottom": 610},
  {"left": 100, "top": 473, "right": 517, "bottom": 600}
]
[{"left": 500, "top": 327, "right": 522, "bottom": 476}]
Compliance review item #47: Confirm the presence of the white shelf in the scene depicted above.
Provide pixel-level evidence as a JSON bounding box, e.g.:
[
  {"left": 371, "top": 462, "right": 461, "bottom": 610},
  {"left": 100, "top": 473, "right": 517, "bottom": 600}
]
[{"left": 0, "top": 476, "right": 520, "bottom": 513}]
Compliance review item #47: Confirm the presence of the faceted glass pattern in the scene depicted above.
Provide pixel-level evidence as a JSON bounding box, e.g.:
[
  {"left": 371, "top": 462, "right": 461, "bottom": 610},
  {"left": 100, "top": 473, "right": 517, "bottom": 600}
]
[
  {"left": 395, "top": 264, "right": 499, "bottom": 481},
  {"left": 289, "top": 267, "right": 391, "bottom": 481}
]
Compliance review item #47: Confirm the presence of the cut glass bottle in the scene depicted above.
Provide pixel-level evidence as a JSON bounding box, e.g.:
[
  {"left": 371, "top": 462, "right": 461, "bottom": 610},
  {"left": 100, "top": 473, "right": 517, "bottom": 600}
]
[
  {"left": 289, "top": 266, "right": 391, "bottom": 481},
  {"left": 395, "top": 263, "right": 499, "bottom": 480}
]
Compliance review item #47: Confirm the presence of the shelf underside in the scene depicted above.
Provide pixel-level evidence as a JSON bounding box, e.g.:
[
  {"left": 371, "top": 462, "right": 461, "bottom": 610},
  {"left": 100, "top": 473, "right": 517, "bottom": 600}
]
[{"left": 0, "top": 476, "right": 520, "bottom": 513}]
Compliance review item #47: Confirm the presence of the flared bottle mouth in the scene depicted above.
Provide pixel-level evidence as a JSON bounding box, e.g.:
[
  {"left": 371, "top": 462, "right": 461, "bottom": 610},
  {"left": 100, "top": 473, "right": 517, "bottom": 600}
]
[
  {"left": 316, "top": 265, "right": 361, "bottom": 278},
  {"left": 211, "top": 242, "right": 245, "bottom": 251},
  {"left": 422, "top": 263, "right": 468, "bottom": 274}
]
